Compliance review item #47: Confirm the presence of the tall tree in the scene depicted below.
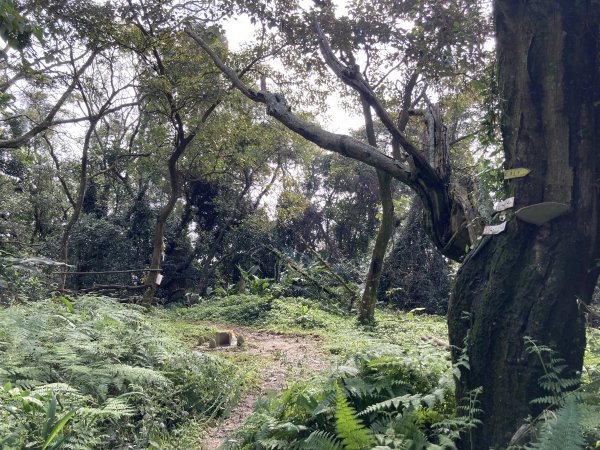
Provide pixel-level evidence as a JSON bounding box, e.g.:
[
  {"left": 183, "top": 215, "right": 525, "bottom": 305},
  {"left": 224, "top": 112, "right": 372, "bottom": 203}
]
[
  {"left": 119, "top": 0, "right": 229, "bottom": 302},
  {"left": 448, "top": 1, "right": 600, "bottom": 447},
  {"left": 55, "top": 55, "right": 138, "bottom": 289},
  {"left": 190, "top": 0, "right": 599, "bottom": 446}
]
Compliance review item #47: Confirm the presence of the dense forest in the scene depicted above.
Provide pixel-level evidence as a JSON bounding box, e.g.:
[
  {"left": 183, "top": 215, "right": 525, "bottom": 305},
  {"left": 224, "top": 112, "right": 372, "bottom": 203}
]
[{"left": 0, "top": 0, "right": 599, "bottom": 449}]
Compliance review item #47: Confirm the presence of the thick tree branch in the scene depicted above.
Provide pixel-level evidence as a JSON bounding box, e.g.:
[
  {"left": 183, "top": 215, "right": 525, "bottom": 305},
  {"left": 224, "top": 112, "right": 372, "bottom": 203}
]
[
  {"left": 186, "top": 29, "right": 412, "bottom": 184},
  {"left": 314, "top": 22, "right": 442, "bottom": 186}
]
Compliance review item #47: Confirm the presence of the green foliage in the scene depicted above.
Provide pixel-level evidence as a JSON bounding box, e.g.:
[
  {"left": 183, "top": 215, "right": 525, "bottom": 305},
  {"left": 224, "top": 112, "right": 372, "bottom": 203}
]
[
  {"left": 0, "top": 0, "right": 42, "bottom": 50},
  {"left": 299, "top": 430, "right": 342, "bottom": 450},
  {"left": 511, "top": 337, "right": 600, "bottom": 449},
  {"left": 264, "top": 298, "right": 350, "bottom": 333},
  {"left": 525, "top": 337, "right": 581, "bottom": 407},
  {"left": 177, "top": 294, "right": 353, "bottom": 334},
  {"left": 0, "top": 295, "right": 242, "bottom": 448},
  {"left": 267, "top": 252, "right": 359, "bottom": 309},
  {"left": 334, "top": 383, "right": 375, "bottom": 449},
  {"left": 529, "top": 397, "right": 585, "bottom": 450},
  {"left": 179, "top": 294, "right": 275, "bottom": 325},
  {"left": 198, "top": 294, "right": 496, "bottom": 450},
  {"left": 0, "top": 387, "right": 76, "bottom": 450},
  {"left": 238, "top": 266, "right": 272, "bottom": 296},
  {"left": 475, "top": 61, "right": 501, "bottom": 148},
  {"left": 65, "top": 212, "right": 154, "bottom": 290},
  {"left": 0, "top": 256, "right": 64, "bottom": 304},
  {"left": 220, "top": 338, "right": 463, "bottom": 449},
  {"left": 379, "top": 205, "right": 451, "bottom": 315}
]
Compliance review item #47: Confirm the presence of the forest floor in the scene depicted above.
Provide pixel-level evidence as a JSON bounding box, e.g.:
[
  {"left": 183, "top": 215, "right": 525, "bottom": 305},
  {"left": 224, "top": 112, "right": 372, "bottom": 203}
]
[
  {"left": 3, "top": 295, "right": 598, "bottom": 449},
  {"left": 197, "top": 325, "right": 330, "bottom": 449}
]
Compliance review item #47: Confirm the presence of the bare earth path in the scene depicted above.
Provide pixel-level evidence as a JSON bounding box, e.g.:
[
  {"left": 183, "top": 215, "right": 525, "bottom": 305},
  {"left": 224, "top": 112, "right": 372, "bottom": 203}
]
[{"left": 197, "top": 325, "right": 329, "bottom": 450}]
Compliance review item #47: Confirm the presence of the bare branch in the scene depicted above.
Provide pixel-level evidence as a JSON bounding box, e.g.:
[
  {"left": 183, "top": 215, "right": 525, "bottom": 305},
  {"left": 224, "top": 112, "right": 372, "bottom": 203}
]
[{"left": 0, "top": 51, "right": 98, "bottom": 149}]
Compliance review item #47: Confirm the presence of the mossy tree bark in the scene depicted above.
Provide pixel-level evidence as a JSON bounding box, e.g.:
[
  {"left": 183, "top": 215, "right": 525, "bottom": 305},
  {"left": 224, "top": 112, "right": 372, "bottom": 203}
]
[{"left": 448, "top": 1, "right": 600, "bottom": 447}]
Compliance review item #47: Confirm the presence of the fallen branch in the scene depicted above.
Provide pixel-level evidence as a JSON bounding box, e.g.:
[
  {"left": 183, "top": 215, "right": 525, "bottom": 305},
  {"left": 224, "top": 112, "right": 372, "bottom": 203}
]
[
  {"left": 73, "top": 284, "right": 147, "bottom": 294},
  {"left": 263, "top": 245, "right": 340, "bottom": 299},
  {"left": 51, "top": 269, "right": 162, "bottom": 275}
]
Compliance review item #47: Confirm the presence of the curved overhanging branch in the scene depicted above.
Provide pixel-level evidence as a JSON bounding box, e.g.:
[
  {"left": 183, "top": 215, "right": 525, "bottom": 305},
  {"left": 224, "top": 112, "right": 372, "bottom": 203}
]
[
  {"left": 186, "top": 29, "right": 470, "bottom": 261},
  {"left": 187, "top": 29, "right": 411, "bottom": 181},
  {"left": 314, "top": 22, "right": 443, "bottom": 187}
]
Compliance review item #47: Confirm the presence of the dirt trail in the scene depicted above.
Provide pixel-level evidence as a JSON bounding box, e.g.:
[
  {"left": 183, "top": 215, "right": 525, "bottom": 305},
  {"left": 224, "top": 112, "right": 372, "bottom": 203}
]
[{"left": 197, "top": 325, "right": 329, "bottom": 450}]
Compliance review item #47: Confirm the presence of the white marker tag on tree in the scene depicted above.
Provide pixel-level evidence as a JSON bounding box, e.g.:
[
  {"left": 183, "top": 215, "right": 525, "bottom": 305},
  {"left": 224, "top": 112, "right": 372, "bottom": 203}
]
[
  {"left": 156, "top": 274, "right": 163, "bottom": 285},
  {"left": 494, "top": 197, "right": 515, "bottom": 212},
  {"left": 482, "top": 222, "right": 507, "bottom": 235}
]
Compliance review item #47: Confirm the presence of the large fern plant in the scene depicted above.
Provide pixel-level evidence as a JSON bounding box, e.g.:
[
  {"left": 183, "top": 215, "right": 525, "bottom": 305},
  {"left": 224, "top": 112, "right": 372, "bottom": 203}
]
[
  {"left": 506, "top": 336, "right": 600, "bottom": 449},
  {"left": 0, "top": 295, "right": 242, "bottom": 449}
]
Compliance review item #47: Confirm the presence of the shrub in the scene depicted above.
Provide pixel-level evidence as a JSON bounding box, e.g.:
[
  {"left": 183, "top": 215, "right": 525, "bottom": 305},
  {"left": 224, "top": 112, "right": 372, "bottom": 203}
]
[{"left": 179, "top": 294, "right": 274, "bottom": 325}]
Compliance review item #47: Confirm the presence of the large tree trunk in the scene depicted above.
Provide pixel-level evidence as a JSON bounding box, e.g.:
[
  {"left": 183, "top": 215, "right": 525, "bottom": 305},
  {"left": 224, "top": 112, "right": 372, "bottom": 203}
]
[{"left": 448, "top": 2, "right": 600, "bottom": 448}]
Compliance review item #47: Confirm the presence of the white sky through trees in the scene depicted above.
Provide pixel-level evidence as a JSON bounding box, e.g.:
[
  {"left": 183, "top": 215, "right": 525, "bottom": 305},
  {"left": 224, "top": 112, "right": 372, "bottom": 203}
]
[{"left": 222, "top": 6, "right": 364, "bottom": 134}]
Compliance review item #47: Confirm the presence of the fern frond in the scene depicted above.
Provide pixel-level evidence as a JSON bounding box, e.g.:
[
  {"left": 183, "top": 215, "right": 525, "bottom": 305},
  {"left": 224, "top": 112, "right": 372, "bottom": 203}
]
[
  {"left": 78, "top": 397, "right": 135, "bottom": 420},
  {"left": 529, "top": 397, "right": 585, "bottom": 450},
  {"left": 254, "top": 417, "right": 304, "bottom": 447},
  {"left": 334, "top": 384, "right": 375, "bottom": 450},
  {"left": 297, "top": 430, "right": 342, "bottom": 450},
  {"left": 30, "top": 383, "right": 85, "bottom": 401},
  {"left": 579, "top": 403, "right": 600, "bottom": 433},
  {"left": 358, "top": 393, "right": 423, "bottom": 417},
  {"left": 109, "top": 364, "right": 170, "bottom": 386}
]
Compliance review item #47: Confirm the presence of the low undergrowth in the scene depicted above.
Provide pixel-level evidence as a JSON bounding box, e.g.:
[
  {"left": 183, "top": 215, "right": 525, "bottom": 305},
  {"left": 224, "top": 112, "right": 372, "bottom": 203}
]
[
  {"left": 171, "top": 294, "right": 349, "bottom": 333},
  {"left": 0, "top": 296, "right": 243, "bottom": 449},
  {"left": 174, "top": 294, "right": 462, "bottom": 449},
  {"left": 217, "top": 341, "right": 465, "bottom": 449},
  {"left": 173, "top": 295, "right": 600, "bottom": 449},
  {"left": 3, "top": 293, "right": 598, "bottom": 449},
  {"left": 171, "top": 294, "right": 447, "bottom": 339}
]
